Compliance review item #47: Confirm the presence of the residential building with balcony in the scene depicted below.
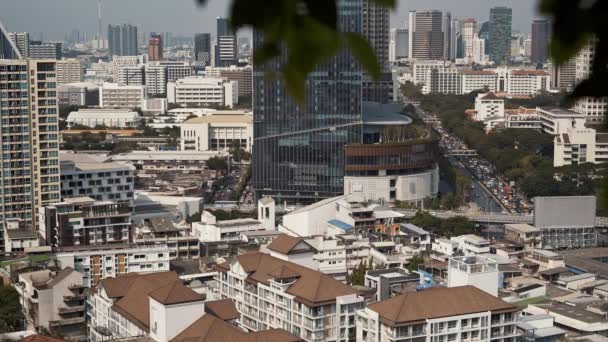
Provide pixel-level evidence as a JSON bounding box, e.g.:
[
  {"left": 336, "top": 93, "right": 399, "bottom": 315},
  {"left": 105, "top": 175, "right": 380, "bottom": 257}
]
[
  {"left": 215, "top": 252, "right": 364, "bottom": 341},
  {"left": 536, "top": 107, "right": 587, "bottom": 136},
  {"left": 474, "top": 92, "right": 504, "bottom": 122},
  {"left": 59, "top": 153, "right": 135, "bottom": 204},
  {"left": 554, "top": 127, "right": 608, "bottom": 167},
  {"left": 193, "top": 211, "right": 265, "bottom": 243},
  {"left": 356, "top": 286, "right": 520, "bottom": 342},
  {"left": 87, "top": 271, "right": 205, "bottom": 342},
  {"left": 39, "top": 197, "right": 131, "bottom": 248},
  {"left": 16, "top": 267, "right": 85, "bottom": 340},
  {"left": 99, "top": 82, "right": 146, "bottom": 109},
  {"left": 522, "top": 249, "right": 565, "bottom": 272},
  {"left": 364, "top": 268, "right": 419, "bottom": 302},
  {"left": 56, "top": 243, "right": 171, "bottom": 287}
]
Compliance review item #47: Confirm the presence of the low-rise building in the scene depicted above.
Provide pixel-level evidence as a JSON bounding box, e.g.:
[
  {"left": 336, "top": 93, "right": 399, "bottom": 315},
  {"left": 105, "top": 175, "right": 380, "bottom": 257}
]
[
  {"left": 59, "top": 153, "right": 135, "bottom": 204},
  {"left": 447, "top": 255, "right": 499, "bottom": 296},
  {"left": 215, "top": 252, "right": 364, "bottom": 341},
  {"left": 451, "top": 234, "right": 490, "bottom": 255},
  {"left": 39, "top": 197, "right": 131, "bottom": 247},
  {"left": 56, "top": 243, "right": 171, "bottom": 287},
  {"left": 99, "top": 82, "right": 146, "bottom": 109},
  {"left": 356, "top": 286, "right": 520, "bottom": 342},
  {"left": 16, "top": 267, "right": 85, "bottom": 339},
  {"left": 505, "top": 224, "right": 542, "bottom": 249},
  {"left": 57, "top": 82, "right": 99, "bottom": 106},
  {"left": 66, "top": 108, "right": 141, "bottom": 128},
  {"left": 523, "top": 249, "right": 565, "bottom": 271},
  {"left": 554, "top": 127, "right": 608, "bottom": 167},
  {"left": 167, "top": 76, "right": 238, "bottom": 108},
  {"left": 516, "top": 314, "right": 567, "bottom": 342},
  {"left": 474, "top": 92, "right": 504, "bottom": 121},
  {"left": 193, "top": 212, "right": 265, "bottom": 243},
  {"left": 364, "top": 268, "right": 419, "bottom": 302},
  {"left": 5, "top": 226, "right": 39, "bottom": 253},
  {"left": 536, "top": 107, "right": 587, "bottom": 136},
  {"left": 180, "top": 111, "right": 253, "bottom": 152},
  {"left": 432, "top": 238, "right": 459, "bottom": 256},
  {"left": 506, "top": 70, "right": 550, "bottom": 96},
  {"left": 525, "top": 301, "right": 608, "bottom": 336},
  {"left": 460, "top": 70, "right": 497, "bottom": 94},
  {"left": 87, "top": 271, "right": 205, "bottom": 342}
]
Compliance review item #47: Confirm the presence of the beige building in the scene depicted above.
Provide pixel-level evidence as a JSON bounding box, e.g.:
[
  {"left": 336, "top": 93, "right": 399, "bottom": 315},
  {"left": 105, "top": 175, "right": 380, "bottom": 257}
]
[
  {"left": 56, "top": 59, "right": 84, "bottom": 84},
  {"left": 16, "top": 267, "right": 85, "bottom": 339},
  {"left": 0, "top": 59, "right": 61, "bottom": 229},
  {"left": 180, "top": 111, "right": 253, "bottom": 152},
  {"left": 99, "top": 82, "right": 146, "bottom": 109},
  {"left": 206, "top": 65, "right": 252, "bottom": 97}
]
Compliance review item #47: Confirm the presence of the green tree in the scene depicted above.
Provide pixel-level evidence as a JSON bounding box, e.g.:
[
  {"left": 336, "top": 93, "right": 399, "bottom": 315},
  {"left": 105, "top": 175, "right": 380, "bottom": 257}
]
[
  {"left": 0, "top": 285, "right": 24, "bottom": 333},
  {"left": 207, "top": 156, "right": 228, "bottom": 171},
  {"left": 407, "top": 254, "right": 424, "bottom": 272}
]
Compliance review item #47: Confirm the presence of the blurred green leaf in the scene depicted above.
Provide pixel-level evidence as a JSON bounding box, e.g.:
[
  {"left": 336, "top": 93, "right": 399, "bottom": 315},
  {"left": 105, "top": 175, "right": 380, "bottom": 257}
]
[
  {"left": 370, "top": 0, "right": 396, "bottom": 8},
  {"left": 344, "top": 32, "right": 381, "bottom": 80}
]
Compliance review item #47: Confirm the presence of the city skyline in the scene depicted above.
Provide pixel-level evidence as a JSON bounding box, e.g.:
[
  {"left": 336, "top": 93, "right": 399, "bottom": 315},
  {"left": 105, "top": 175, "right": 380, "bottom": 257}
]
[{"left": 3, "top": 0, "right": 541, "bottom": 40}]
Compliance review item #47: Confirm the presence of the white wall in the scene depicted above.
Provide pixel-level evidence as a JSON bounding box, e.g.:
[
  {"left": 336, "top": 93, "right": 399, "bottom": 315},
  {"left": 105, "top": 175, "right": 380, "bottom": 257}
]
[{"left": 149, "top": 298, "right": 205, "bottom": 342}]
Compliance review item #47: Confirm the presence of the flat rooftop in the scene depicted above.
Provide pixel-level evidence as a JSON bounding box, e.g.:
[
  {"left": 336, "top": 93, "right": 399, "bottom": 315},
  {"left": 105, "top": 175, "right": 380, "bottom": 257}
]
[
  {"left": 505, "top": 223, "right": 540, "bottom": 233},
  {"left": 534, "top": 302, "right": 606, "bottom": 324},
  {"left": 538, "top": 107, "right": 585, "bottom": 117}
]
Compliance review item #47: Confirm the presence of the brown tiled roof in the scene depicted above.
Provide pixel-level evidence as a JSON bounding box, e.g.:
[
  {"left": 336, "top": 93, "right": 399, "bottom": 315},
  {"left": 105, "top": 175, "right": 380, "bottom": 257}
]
[
  {"left": 480, "top": 92, "right": 500, "bottom": 100},
  {"left": 268, "top": 265, "right": 301, "bottom": 279},
  {"left": 20, "top": 335, "right": 67, "bottom": 342},
  {"left": 149, "top": 280, "right": 203, "bottom": 305},
  {"left": 204, "top": 299, "right": 240, "bottom": 321},
  {"left": 266, "top": 234, "right": 314, "bottom": 255},
  {"left": 104, "top": 271, "right": 203, "bottom": 332},
  {"left": 367, "top": 286, "right": 517, "bottom": 327},
  {"left": 226, "top": 252, "right": 357, "bottom": 306},
  {"left": 460, "top": 70, "right": 495, "bottom": 75},
  {"left": 171, "top": 314, "right": 302, "bottom": 342}
]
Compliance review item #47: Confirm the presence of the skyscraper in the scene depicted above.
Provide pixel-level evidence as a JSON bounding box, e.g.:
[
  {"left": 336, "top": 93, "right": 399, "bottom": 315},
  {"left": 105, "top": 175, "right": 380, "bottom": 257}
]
[
  {"left": 108, "top": 24, "right": 138, "bottom": 57},
  {"left": 531, "top": 19, "right": 550, "bottom": 64},
  {"left": 0, "top": 21, "right": 22, "bottom": 59},
  {"left": 461, "top": 19, "right": 477, "bottom": 60},
  {"left": 215, "top": 18, "right": 237, "bottom": 67},
  {"left": 362, "top": 0, "right": 393, "bottom": 103},
  {"left": 408, "top": 10, "right": 444, "bottom": 60},
  {"left": 148, "top": 33, "right": 163, "bottom": 61},
  {"left": 0, "top": 59, "right": 60, "bottom": 231},
  {"left": 7, "top": 32, "right": 30, "bottom": 58},
  {"left": 194, "top": 33, "right": 211, "bottom": 66},
  {"left": 488, "top": 6, "right": 512, "bottom": 64},
  {"left": 253, "top": 0, "right": 365, "bottom": 204},
  {"left": 442, "top": 12, "right": 452, "bottom": 60},
  {"left": 390, "top": 28, "right": 409, "bottom": 60}
]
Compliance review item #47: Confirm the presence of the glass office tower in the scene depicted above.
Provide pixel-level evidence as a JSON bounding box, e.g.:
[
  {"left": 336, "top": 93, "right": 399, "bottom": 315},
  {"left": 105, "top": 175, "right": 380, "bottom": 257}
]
[
  {"left": 488, "top": 6, "right": 512, "bottom": 64},
  {"left": 253, "top": 0, "right": 365, "bottom": 204}
]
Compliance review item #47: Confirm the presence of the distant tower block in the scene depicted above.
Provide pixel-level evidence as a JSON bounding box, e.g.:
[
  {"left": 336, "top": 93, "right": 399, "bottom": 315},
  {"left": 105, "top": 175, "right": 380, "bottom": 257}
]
[
  {"left": 258, "top": 197, "right": 276, "bottom": 230},
  {"left": 447, "top": 255, "right": 499, "bottom": 296}
]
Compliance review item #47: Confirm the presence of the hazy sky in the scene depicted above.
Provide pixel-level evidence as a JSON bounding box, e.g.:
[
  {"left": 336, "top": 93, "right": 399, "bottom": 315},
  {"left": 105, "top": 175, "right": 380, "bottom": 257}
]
[{"left": 2, "top": 0, "right": 542, "bottom": 40}]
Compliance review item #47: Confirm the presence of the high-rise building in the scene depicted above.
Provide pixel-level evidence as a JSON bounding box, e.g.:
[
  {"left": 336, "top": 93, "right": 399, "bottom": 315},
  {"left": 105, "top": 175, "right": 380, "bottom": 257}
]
[
  {"left": 408, "top": 10, "right": 444, "bottom": 60},
  {"left": 461, "top": 18, "right": 477, "bottom": 60},
  {"left": 472, "top": 34, "right": 488, "bottom": 65},
  {"left": 450, "top": 18, "right": 462, "bottom": 59},
  {"left": 443, "top": 12, "right": 452, "bottom": 60},
  {"left": 574, "top": 41, "right": 607, "bottom": 124},
  {"left": 253, "top": 0, "right": 365, "bottom": 203},
  {"left": 1, "top": 21, "right": 21, "bottom": 59},
  {"left": 531, "top": 19, "right": 550, "bottom": 64},
  {"left": 7, "top": 32, "right": 29, "bottom": 58},
  {"left": 390, "top": 28, "right": 409, "bottom": 61},
  {"left": 215, "top": 18, "right": 237, "bottom": 67},
  {"left": 550, "top": 56, "right": 576, "bottom": 91},
  {"left": 107, "top": 24, "right": 138, "bottom": 57},
  {"left": 194, "top": 33, "right": 211, "bottom": 66},
  {"left": 56, "top": 59, "right": 84, "bottom": 84},
  {"left": 362, "top": 0, "right": 393, "bottom": 103},
  {"left": 28, "top": 41, "right": 62, "bottom": 59},
  {"left": 0, "top": 59, "right": 61, "bottom": 230},
  {"left": 147, "top": 33, "right": 163, "bottom": 61},
  {"left": 488, "top": 6, "right": 512, "bottom": 64},
  {"left": 144, "top": 62, "right": 167, "bottom": 96}
]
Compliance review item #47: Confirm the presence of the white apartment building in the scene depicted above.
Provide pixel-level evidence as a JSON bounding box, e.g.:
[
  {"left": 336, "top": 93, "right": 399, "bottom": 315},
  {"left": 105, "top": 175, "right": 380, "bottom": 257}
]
[
  {"left": 536, "top": 106, "right": 587, "bottom": 135},
  {"left": 412, "top": 60, "right": 452, "bottom": 86},
  {"left": 432, "top": 238, "right": 459, "bottom": 256},
  {"left": 16, "top": 268, "right": 86, "bottom": 339},
  {"left": 206, "top": 65, "right": 253, "bottom": 97},
  {"left": 56, "top": 243, "right": 171, "bottom": 287},
  {"left": 554, "top": 127, "right": 608, "bottom": 167},
  {"left": 356, "top": 286, "right": 520, "bottom": 342},
  {"left": 66, "top": 108, "right": 141, "bottom": 128},
  {"left": 193, "top": 211, "right": 266, "bottom": 243},
  {"left": 159, "top": 61, "right": 193, "bottom": 82},
  {"left": 426, "top": 68, "right": 461, "bottom": 94},
  {"left": 99, "top": 82, "right": 146, "bottom": 109},
  {"left": 167, "top": 76, "right": 238, "bottom": 108},
  {"left": 505, "top": 70, "right": 550, "bottom": 96},
  {"left": 574, "top": 42, "right": 607, "bottom": 124},
  {"left": 111, "top": 55, "right": 147, "bottom": 77},
  {"left": 460, "top": 70, "right": 497, "bottom": 94},
  {"left": 87, "top": 271, "right": 205, "bottom": 342},
  {"left": 116, "top": 64, "right": 145, "bottom": 86},
  {"left": 180, "top": 111, "right": 253, "bottom": 152},
  {"left": 56, "top": 59, "right": 84, "bottom": 84},
  {"left": 471, "top": 34, "right": 489, "bottom": 65},
  {"left": 474, "top": 92, "right": 504, "bottom": 121},
  {"left": 447, "top": 255, "right": 499, "bottom": 296},
  {"left": 215, "top": 252, "right": 364, "bottom": 341},
  {"left": 451, "top": 234, "right": 490, "bottom": 255},
  {"left": 145, "top": 63, "right": 167, "bottom": 96},
  {"left": 59, "top": 153, "right": 135, "bottom": 204}
]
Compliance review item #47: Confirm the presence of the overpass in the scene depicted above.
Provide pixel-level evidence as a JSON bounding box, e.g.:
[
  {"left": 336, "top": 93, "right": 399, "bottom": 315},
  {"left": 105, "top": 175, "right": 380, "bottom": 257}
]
[{"left": 395, "top": 209, "right": 608, "bottom": 227}]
